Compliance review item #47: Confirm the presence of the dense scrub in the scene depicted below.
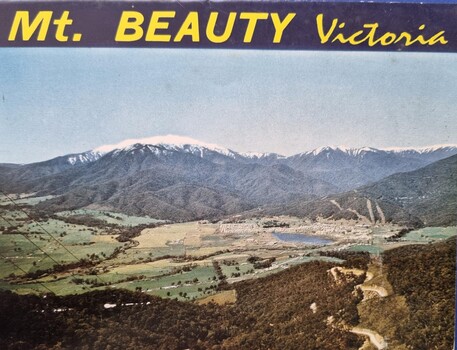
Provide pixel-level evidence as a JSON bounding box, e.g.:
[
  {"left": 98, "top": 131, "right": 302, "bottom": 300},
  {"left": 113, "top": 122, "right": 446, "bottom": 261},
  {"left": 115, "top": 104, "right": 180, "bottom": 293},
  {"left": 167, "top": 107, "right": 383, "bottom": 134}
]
[
  {"left": 220, "top": 261, "right": 364, "bottom": 349},
  {"left": 384, "top": 238, "right": 456, "bottom": 350},
  {"left": 0, "top": 261, "right": 363, "bottom": 350}
]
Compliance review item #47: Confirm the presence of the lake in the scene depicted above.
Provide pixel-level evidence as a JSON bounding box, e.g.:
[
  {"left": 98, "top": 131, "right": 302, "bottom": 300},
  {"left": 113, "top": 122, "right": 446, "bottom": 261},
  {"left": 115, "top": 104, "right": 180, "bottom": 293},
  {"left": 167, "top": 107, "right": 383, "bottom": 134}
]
[{"left": 273, "top": 232, "right": 333, "bottom": 245}]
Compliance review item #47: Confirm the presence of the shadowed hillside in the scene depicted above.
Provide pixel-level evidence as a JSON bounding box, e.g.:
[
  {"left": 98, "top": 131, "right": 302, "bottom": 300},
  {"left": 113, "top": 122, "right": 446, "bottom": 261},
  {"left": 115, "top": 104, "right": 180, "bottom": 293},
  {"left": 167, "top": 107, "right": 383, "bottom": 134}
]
[{"left": 263, "top": 154, "right": 457, "bottom": 227}]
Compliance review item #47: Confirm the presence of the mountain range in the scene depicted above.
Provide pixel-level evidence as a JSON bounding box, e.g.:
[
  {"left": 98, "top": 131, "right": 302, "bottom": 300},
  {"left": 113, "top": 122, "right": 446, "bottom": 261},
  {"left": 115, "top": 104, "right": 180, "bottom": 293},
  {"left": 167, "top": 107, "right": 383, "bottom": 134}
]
[
  {"left": 261, "top": 154, "right": 457, "bottom": 227},
  {"left": 1, "top": 135, "right": 456, "bottom": 225}
]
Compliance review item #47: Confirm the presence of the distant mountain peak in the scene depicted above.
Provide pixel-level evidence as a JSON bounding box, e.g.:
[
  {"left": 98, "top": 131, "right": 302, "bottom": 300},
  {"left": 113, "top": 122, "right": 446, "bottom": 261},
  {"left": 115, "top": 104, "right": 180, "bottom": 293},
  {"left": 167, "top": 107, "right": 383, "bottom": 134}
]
[
  {"left": 302, "top": 146, "right": 379, "bottom": 157},
  {"left": 383, "top": 144, "right": 457, "bottom": 154},
  {"left": 298, "top": 144, "right": 457, "bottom": 158},
  {"left": 239, "top": 152, "right": 285, "bottom": 159},
  {"left": 93, "top": 135, "right": 236, "bottom": 158}
]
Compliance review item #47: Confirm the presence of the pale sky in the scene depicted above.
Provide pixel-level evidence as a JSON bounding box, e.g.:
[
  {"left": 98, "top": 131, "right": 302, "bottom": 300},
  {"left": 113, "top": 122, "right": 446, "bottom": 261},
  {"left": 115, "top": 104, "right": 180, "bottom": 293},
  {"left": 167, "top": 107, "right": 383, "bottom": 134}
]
[{"left": 0, "top": 48, "right": 456, "bottom": 163}]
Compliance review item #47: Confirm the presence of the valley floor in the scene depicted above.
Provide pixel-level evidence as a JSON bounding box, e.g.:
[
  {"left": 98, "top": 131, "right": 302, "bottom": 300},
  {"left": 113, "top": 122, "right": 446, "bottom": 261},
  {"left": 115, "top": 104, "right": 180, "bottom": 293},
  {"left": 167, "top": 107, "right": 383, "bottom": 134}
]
[{"left": 0, "top": 200, "right": 455, "bottom": 301}]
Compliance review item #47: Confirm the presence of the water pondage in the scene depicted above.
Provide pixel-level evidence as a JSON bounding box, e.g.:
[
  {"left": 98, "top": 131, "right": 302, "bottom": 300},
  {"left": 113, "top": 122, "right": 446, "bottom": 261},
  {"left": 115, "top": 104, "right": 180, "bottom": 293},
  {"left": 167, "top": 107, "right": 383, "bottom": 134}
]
[{"left": 273, "top": 232, "right": 333, "bottom": 245}]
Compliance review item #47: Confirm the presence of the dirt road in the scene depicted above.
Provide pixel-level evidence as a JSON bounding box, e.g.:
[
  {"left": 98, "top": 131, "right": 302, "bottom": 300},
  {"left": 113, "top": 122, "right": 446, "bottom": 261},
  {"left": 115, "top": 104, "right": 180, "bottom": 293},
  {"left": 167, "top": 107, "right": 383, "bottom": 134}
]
[{"left": 351, "top": 327, "right": 388, "bottom": 350}]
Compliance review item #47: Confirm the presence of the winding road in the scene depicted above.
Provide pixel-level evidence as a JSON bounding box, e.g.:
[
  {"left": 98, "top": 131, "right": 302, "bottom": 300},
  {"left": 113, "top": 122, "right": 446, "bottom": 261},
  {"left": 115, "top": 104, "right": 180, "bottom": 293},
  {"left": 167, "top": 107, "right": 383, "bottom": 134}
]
[
  {"left": 328, "top": 266, "right": 389, "bottom": 350},
  {"left": 359, "top": 285, "right": 388, "bottom": 298},
  {"left": 351, "top": 327, "right": 388, "bottom": 350}
]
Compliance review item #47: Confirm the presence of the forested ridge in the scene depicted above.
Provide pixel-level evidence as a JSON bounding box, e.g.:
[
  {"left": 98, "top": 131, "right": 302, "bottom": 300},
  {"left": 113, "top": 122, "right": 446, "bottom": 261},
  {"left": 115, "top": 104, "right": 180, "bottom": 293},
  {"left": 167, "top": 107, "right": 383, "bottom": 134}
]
[
  {"left": 384, "top": 237, "right": 456, "bottom": 350},
  {"left": 0, "top": 260, "right": 365, "bottom": 350}
]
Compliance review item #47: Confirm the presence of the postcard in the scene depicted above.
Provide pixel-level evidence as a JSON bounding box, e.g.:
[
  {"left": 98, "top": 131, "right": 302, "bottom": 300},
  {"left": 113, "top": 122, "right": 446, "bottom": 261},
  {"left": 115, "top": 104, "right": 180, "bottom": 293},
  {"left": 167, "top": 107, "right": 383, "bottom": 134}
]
[{"left": 0, "top": 1, "right": 455, "bottom": 349}]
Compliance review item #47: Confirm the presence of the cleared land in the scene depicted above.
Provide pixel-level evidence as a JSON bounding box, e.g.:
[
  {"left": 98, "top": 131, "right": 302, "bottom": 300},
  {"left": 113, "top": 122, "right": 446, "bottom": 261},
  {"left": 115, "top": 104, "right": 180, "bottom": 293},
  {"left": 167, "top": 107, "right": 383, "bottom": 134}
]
[
  {"left": 0, "top": 196, "right": 455, "bottom": 302},
  {"left": 196, "top": 289, "right": 237, "bottom": 305}
]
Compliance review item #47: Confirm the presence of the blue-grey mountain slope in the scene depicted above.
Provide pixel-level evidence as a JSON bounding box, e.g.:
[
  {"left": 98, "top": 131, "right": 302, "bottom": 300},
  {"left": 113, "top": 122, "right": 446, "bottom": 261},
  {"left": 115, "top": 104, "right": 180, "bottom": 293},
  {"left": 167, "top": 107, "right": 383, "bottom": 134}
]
[
  {"left": 1, "top": 136, "right": 456, "bottom": 223},
  {"left": 263, "top": 153, "right": 457, "bottom": 227}
]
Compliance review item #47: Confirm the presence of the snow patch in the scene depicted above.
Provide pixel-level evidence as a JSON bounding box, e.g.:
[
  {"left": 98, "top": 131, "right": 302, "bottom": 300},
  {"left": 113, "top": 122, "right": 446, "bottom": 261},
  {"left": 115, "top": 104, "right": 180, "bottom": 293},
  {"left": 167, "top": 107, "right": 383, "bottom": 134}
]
[
  {"left": 67, "top": 151, "right": 104, "bottom": 165},
  {"left": 240, "top": 152, "right": 285, "bottom": 159}
]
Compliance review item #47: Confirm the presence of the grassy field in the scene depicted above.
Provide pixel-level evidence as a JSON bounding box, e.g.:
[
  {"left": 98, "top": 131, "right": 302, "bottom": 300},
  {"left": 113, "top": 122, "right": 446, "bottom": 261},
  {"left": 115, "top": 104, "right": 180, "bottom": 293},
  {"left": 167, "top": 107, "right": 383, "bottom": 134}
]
[
  {"left": 136, "top": 222, "right": 218, "bottom": 248},
  {"left": 0, "top": 209, "right": 29, "bottom": 226},
  {"left": 57, "top": 209, "right": 164, "bottom": 226},
  {"left": 401, "top": 226, "right": 457, "bottom": 242},
  {"left": 0, "top": 216, "right": 346, "bottom": 300},
  {"left": 2, "top": 203, "right": 454, "bottom": 302},
  {"left": 348, "top": 245, "right": 384, "bottom": 254},
  {"left": 0, "top": 194, "right": 56, "bottom": 206},
  {"left": 136, "top": 227, "right": 187, "bottom": 248},
  {"left": 0, "top": 232, "right": 125, "bottom": 278},
  {"left": 0, "top": 215, "right": 224, "bottom": 299},
  {"left": 348, "top": 227, "right": 457, "bottom": 254},
  {"left": 197, "top": 289, "right": 237, "bottom": 305}
]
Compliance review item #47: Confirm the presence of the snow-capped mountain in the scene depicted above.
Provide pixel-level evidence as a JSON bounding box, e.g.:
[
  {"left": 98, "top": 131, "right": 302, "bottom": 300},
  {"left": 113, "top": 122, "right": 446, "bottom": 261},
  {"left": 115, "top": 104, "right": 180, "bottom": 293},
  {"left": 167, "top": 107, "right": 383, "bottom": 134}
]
[
  {"left": 299, "top": 144, "right": 457, "bottom": 159},
  {"left": 94, "top": 135, "right": 238, "bottom": 159},
  {"left": 10, "top": 135, "right": 457, "bottom": 172},
  {"left": 50, "top": 135, "right": 457, "bottom": 171},
  {"left": 284, "top": 144, "right": 457, "bottom": 190},
  {"left": 88, "top": 136, "right": 457, "bottom": 164},
  {"left": 300, "top": 146, "right": 380, "bottom": 157},
  {"left": 10, "top": 136, "right": 457, "bottom": 192},
  {"left": 1, "top": 136, "right": 456, "bottom": 221},
  {"left": 384, "top": 144, "right": 457, "bottom": 154}
]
